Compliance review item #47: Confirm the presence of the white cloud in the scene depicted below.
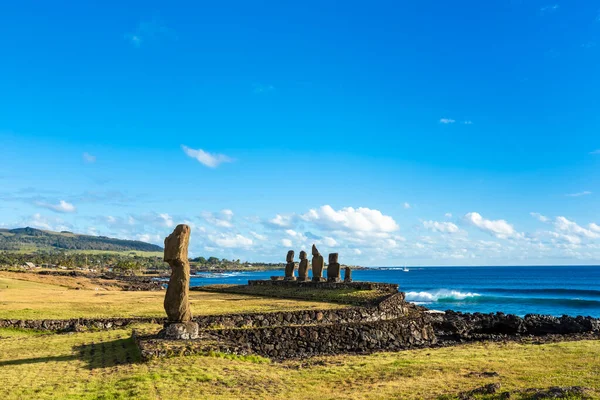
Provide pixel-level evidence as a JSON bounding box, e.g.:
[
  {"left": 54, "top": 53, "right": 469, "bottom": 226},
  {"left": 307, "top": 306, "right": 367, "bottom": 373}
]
[
  {"left": 566, "top": 191, "right": 592, "bottom": 197},
  {"left": 35, "top": 200, "right": 76, "bottom": 214},
  {"left": 463, "top": 120, "right": 473, "bottom": 125},
  {"left": 267, "top": 214, "right": 294, "bottom": 228},
  {"left": 540, "top": 4, "right": 559, "bottom": 12},
  {"left": 403, "top": 202, "right": 411, "bottom": 209},
  {"left": 202, "top": 210, "right": 234, "bottom": 228},
  {"left": 423, "top": 220, "right": 460, "bottom": 234},
  {"left": 249, "top": 231, "right": 267, "bottom": 241},
  {"left": 181, "top": 145, "right": 233, "bottom": 168},
  {"left": 134, "top": 233, "right": 162, "bottom": 245},
  {"left": 302, "top": 205, "right": 399, "bottom": 233},
  {"left": 26, "top": 213, "right": 71, "bottom": 232},
  {"left": 445, "top": 213, "right": 453, "bottom": 218},
  {"left": 590, "top": 149, "right": 600, "bottom": 155},
  {"left": 82, "top": 152, "right": 96, "bottom": 163},
  {"left": 281, "top": 238, "right": 293, "bottom": 247},
  {"left": 439, "top": 118, "right": 455, "bottom": 124},
  {"left": 159, "top": 213, "right": 174, "bottom": 228},
  {"left": 464, "top": 212, "right": 519, "bottom": 239},
  {"left": 554, "top": 216, "right": 600, "bottom": 239},
  {"left": 210, "top": 233, "right": 253, "bottom": 248},
  {"left": 322, "top": 236, "right": 338, "bottom": 247},
  {"left": 530, "top": 212, "right": 549, "bottom": 223},
  {"left": 590, "top": 223, "right": 600, "bottom": 233}
]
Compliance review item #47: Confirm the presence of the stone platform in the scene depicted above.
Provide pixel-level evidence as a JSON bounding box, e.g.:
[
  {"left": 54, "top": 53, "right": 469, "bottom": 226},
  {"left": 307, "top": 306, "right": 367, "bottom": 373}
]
[{"left": 248, "top": 279, "right": 399, "bottom": 292}]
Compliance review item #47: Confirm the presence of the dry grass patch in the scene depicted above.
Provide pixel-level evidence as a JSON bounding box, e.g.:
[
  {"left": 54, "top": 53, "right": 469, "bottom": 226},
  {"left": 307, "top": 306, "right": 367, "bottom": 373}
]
[{"left": 0, "top": 276, "right": 343, "bottom": 320}]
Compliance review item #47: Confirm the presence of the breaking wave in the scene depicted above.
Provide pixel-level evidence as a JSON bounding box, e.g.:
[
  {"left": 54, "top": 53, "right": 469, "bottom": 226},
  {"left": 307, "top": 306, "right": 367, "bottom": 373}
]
[
  {"left": 405, "top": 290, "right": 481, "bottom": 302},
  {"left": 405, "top": 289, "right": 600, "bottom": 309}
]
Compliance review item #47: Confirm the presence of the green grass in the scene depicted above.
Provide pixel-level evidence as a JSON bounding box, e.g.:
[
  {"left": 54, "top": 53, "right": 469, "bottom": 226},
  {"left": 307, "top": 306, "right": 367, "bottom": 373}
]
[
  {"left": 1, "top": 274, "right": 599, "bottom": 399},
  {"left": 0, "top": 326, "right": 598, "bottom": 399},
  {"left": 198, "top": 284, "right": 388, "bottom": 305}
]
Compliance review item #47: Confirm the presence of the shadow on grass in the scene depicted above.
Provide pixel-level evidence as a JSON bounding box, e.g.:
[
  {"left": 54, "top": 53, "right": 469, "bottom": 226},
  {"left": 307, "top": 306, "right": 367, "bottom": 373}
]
[{"left": 0, "top": 337, "right": 141, "bottom": 370}]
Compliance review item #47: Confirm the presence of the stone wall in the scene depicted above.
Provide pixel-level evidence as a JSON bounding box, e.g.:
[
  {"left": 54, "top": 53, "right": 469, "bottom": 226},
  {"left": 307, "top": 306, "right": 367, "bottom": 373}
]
[
  {"left": 0, "top": 293, "right": 408, "bottom": 332},
  {"left": 246, "top": 279, "right": 398, "bottom": 292},
  {"left": 0, "top": 317, "right": 162, "bottom": 332},
  {"left": 198, "top": 314, "right": 436, "bottom": 360},
  {"left": 193, "top": 292, "right": 407, "bottom": 328}
]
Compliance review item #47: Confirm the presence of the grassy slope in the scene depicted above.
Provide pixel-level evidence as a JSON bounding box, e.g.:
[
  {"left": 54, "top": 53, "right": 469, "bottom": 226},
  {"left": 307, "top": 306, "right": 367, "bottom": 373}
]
[
  {"left": 0, "top": 276, "right": 342, "bottom": 319},
  {"left": 0, "top": 327, "right": 599, "bottom": 399},
  {"left": 1, "top": 275, "right": 599, "bottom": 399},
  {"left": 199, "top": 284, "right": 388, "bottom": 305}
]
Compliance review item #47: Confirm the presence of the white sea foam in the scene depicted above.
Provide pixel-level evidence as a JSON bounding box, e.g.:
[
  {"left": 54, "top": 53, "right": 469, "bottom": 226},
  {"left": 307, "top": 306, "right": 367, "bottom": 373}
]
[{"left": 405, "top": 289, "right": 481, "bottom": 303}]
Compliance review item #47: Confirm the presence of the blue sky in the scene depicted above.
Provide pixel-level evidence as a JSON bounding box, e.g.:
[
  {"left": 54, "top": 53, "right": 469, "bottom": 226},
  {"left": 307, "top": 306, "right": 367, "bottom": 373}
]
[{"left": 1, "top": 0, "right": 599, "bottom": 265}]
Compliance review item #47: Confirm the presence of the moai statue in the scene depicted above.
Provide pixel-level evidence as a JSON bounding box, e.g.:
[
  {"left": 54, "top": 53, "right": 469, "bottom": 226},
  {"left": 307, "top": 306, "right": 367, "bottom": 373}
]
[
  {"left": 311, "top": 244, "right": 326, "bottom": 282},
  {"left": 163, "top": 224, "right": 199, "bottom": 339},
  {"left": 327, "top": 253, "right": 341, "bottom": 283},
  {"left": 344, "top": 266, "right": 352, "bottom": 283},
  {"left": 284, "top": 250, "right": 296, "bottom": 281},
  {"left": 298, "top": 250, "right": 309, "bottom": 281}
]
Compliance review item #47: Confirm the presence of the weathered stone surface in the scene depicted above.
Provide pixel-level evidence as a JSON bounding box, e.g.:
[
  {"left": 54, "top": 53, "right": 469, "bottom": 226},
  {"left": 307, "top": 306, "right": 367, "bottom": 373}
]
[
  {"left": 286, "top": 250, "right": 294, "bottom": 263},
  {"left": 344, "top": 266, "right": 352, "bottom": 282},
  {"left": 311, "top": 244, "right": 325, "bottom": 282},
  {"left": 163, "top": 322, "right": 199, "bottom": 340},
  {"left": 164, "top": 224, "right": 192, "bottom": 323},
  {"left": 327, "top": 253, "right": 341, "bottom": 282},
  {"left": 298, "top": 250, "right": 309, "bottom": 281},
  {"left": 284, "top": 250, "right": 296, "bottom": 280}
]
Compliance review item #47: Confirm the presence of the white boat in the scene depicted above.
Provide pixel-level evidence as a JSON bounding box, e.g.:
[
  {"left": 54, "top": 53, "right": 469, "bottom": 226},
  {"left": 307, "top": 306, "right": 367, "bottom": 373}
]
[{"left": 402, "top": 266, "right": 409, "bottom": 272}]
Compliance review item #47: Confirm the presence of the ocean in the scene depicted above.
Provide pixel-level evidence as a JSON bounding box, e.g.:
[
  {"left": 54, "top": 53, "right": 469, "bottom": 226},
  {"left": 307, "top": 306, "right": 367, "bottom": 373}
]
[{"left": 188, "top": 266, "right": 600, "bottom": 317}]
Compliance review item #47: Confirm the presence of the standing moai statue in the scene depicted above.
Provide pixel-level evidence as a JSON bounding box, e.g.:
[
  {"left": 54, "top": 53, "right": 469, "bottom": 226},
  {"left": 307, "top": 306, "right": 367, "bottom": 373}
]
[
  {"left": 284, "top": 250, "right": 297, "bottom": 281},
  {"left": 311, "top": 244, "right": 326, "bottom": 282},
  {"left": 327, "top": 253, "right": 341, "bottom": 283},
  {"left": 163, "top": 224, "right": 199, "bottom": 339},
  {"left": 344, "top": 266, "right": 352, "bottom": 283},
  {"left": 298, "top": 250, "right": 309, "bottom": 281}
]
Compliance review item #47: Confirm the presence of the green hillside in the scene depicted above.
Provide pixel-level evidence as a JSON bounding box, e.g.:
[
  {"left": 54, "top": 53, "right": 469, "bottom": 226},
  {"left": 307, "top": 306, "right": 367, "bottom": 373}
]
[{"left": 0, "top": 227, "right": 163, "bottom": 253}]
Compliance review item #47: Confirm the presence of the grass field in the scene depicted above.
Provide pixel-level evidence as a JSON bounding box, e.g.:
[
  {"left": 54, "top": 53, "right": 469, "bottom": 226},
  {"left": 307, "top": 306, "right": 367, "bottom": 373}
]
[
  {"left": 0, "top": 275, "right": 342, "bottom": 319},
  {"left": 1, "top": 275, "right": 599, "bottom": 399},
  {"left": 199, "top": 284, "right": 389, "bottom": 305}
]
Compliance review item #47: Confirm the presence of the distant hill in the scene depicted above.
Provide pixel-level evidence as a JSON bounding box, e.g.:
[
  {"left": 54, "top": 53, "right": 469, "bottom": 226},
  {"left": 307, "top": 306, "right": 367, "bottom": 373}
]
[{"left": 0, "top": 227, "right": 163, "bottom": 252}]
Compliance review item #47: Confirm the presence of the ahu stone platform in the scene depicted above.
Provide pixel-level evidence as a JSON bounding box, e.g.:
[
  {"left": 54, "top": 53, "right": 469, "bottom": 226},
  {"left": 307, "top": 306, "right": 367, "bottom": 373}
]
[{"left": 248, "top": 279, "right": 399, "bottom": 292}]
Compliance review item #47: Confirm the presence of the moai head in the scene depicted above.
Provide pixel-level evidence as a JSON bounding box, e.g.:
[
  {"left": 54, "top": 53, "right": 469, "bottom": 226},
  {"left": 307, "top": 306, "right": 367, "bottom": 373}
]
[
  {"left": 312, "top": 244, "right": 320, "bottom": 257},
  {"left": 299, "top": 250, "right": 307, "bottom": 260},
  {"left": 329, "top": 253, "right": 339, "bottom": 264},
  {"left": 286, "top": 250, "right": 295, "bottom": 263}
]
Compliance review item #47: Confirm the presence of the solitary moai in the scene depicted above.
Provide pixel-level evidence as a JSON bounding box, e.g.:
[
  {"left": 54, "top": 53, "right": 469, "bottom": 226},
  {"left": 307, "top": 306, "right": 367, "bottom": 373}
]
[
  {"left": 311, "top": 244, "right": 326, "bottom": 282},
  {"left": 298, "top": 250, "right": 309, "bottom": 281},
  {"left": 284, "top": 250, "right": 296, "bottom": 281},
  {"left": 327, "top": 253, "right": 341, "bottom": 282},
  {"left": 344, "top": 266, "right": 352, "bottom": 283},
  {"left": 163, "top": 224, "right": 199, "bottom": 339}
]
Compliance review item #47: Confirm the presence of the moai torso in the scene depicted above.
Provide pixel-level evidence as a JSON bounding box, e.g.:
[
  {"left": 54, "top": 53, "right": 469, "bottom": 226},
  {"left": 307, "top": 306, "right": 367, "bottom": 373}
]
[
  {"left": 164, "top": 224, "right": 192, "bottom": 322},
  {"left": 327, "top": 253, "right": 341, "bottom": 282},
  {"left": 298, "top": 250, "right": 309, "bottom": 281},
  {"left": 311, "top": 244, "right": 325, "bottom": 282},
  {"left": 284, "top": 250, "right": 296, "bottom": 280},
  {"left": 344, "top": 266, "right": 352, "bottom": 283}
]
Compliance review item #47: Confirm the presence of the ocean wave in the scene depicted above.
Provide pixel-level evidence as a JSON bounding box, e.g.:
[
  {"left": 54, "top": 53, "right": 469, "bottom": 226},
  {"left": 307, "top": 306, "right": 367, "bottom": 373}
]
[
  {"left": 405, "top": 290, "right": 481, "bottom": 302},
  {"left": 405, "top": 289, "right": 600, "bottom": 309}
]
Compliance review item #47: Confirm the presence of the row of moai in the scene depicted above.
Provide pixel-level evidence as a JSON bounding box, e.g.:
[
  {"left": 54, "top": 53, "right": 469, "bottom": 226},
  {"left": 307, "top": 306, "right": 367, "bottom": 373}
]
[{"left": 284, "top": 244, "right": 352, "bottom": 283}]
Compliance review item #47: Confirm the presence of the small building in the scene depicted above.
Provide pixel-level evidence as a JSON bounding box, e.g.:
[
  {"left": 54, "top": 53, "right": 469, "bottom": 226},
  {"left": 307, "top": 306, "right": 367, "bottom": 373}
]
[{"left": 23, "top": 262, "right": 37, "bottom": 269}]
